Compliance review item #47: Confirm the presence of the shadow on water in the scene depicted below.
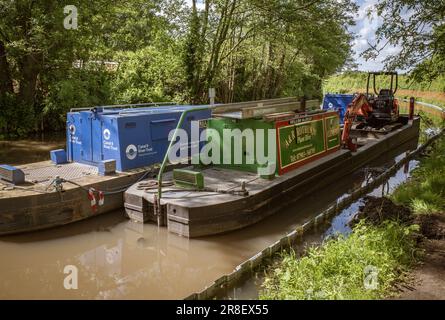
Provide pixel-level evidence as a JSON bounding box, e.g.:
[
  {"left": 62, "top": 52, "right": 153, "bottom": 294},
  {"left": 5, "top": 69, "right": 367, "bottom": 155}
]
[
  {"left": 0, "top": 136, "right": 420, "bottom": 299},
  {"left": 0, "top": 132, "right": 65, "bottom": 165},
  {"left": 0, "top": 213, "right": 127, "bottom": 243}
]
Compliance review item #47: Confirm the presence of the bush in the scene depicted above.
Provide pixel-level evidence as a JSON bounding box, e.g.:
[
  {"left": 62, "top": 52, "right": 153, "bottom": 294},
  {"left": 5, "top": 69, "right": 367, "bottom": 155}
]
[
  {"left": 42, "top": 66, "right": 114, "bottom": 132},
  {"left": 260, "top": 221, "right": 418, "bottom": 300},
  {"left": 111, "top": 46, "right": 187, "bottom": 104},
  {"left": 0, "top": 93, "right": 36, "bottom": 137}
]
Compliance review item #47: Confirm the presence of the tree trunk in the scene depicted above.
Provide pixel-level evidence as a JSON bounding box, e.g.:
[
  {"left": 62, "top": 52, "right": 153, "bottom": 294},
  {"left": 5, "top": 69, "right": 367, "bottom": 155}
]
[
  {"left": 18, "top": 52, "right": 42, "bottom": 107},
  {"left": 0, "top": 40, "right": 14, "bottom": 97}
]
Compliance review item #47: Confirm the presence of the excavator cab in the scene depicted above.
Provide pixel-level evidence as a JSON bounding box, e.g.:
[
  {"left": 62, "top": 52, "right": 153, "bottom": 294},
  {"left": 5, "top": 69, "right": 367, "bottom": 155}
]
[
  {"left": 341, "top": 71, "right": 401, "bottom": 151},
  {"left": 366, "top": 71, "right": 399, "bottom": 125}
]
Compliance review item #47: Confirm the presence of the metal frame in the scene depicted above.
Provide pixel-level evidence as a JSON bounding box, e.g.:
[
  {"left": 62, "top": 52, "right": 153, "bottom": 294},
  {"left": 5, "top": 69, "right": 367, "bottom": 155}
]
[
  {"left": 70, "top": 102, "right": 176, "bottom": 112},
  {"left": 366, "top": 71, "right": 398, "bottom": 96}
]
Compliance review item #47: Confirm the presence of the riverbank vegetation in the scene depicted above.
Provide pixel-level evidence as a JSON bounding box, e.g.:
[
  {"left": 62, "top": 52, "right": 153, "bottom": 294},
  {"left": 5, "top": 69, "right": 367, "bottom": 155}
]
[
  {"left": 392, "top": 138, "right": 445, "bottom": 215},
  {"left": 260, "top": 221, "right": 418, "bottom": 300},
  {"left": 260, "top": 133, "right": 445, "bottom": 300},
  {"left": 0, "top": 0, "right": 357, "bottom": 137}
]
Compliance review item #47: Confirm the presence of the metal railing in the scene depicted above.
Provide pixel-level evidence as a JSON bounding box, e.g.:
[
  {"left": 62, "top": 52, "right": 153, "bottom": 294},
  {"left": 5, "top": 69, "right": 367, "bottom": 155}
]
[{"left": 70, "top": 102, "right": 177, "bottom": 112}]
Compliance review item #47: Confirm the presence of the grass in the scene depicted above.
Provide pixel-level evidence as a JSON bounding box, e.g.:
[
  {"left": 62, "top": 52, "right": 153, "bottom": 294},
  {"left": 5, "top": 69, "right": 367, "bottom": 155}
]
[
  {"left": 260, "top": 221, "right": 419, "bottom": 300},
  {"left": 391, "top": 138, "right": 445, "bottom": 215}
]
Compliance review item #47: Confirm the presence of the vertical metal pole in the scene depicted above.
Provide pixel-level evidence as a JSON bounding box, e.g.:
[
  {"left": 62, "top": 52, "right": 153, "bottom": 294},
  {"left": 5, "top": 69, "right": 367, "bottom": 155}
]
[
  {"left": 366, "top": 73, "right": 371, "bottom": 96},
  {"left": 209, "top": 88, "right": 216, "bottom": 106},
  {"left": 403, "top": 152, "right": 410, "bottom": 174},
  {"left": 390, "top": 74, "right": 393, "bottom": 93},
  {"left": 409, "top": 97, "right": 415, "bottom": 120},
  {"left": 373, "top": 73, "right": 378, "bottom": 95}
]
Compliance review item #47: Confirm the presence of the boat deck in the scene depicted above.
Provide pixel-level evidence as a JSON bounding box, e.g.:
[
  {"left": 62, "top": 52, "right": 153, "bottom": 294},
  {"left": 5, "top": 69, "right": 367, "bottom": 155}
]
[
  {"left": 128, "top": 149, "right": 349, "bottom": 207},
  {"left": 0, "top": 161, "right": 154, "bottom": 235},
  {"left": 0, "top": 161, "right": 149, "bottom": 199}
]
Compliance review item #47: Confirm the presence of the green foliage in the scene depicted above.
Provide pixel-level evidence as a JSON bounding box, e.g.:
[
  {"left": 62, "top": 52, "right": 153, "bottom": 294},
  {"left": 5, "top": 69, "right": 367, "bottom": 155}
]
[
  {"left": 362, "top": 0, "right": 445, "bottom": 82},
  {"left": 111, "top": 46, "right": 186, "bottom": 104},
  {"left": 260, "top": 221, "right": 418, "bottom": 300},
  {"left": 43, "top": 66, "right": 113, "bottom": 129},
  {"left": 0, "top": 0, "right": 117, "bottom": 135},
  {"left": 324, "top": 72, "right": 445, "bottom": 94},
  {"left": 391, "top": 138, "right": 445, "bottom": 215},
  {"left": 181, "top": 0, "right": 357, "bottom": 102},
  {"left": 0, "top": 93, "right": 36, "bottom": 137}
]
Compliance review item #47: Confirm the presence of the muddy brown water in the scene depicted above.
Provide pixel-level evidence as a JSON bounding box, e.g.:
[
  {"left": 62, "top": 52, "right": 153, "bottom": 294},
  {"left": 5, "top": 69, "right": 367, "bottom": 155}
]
[
  {"left": 0, "top": 136, "right": 418, "bottom": 299},
  {"left": 0, "top": 133, "right": 65, "bottom": 165}
]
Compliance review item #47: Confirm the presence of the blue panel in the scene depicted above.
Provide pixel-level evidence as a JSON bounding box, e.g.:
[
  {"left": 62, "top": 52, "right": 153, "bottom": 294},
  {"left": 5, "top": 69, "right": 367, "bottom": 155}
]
[
  {"left": 0, "top": 164, "right": 25, "bottom": 184},
  {"left": 322, "top": 94, "right": 354, "bottom": 124},
  {"left": 80, "top": 111, "right": 93, "bottom": 162},
  {"left": 50, "top": 149, "right": 68, "bottom": 164},
  {"left": 150, "top": 118, "right": 177, "bottom": 140},
  {"left": 64, "top": 105, "right": 212, "bottom": 171},
  {"left": 66, "top": 112, "right": 83, "bottom": 162},
  {"left": 92, "top": 117, "right": 103, "bottom": 162}
]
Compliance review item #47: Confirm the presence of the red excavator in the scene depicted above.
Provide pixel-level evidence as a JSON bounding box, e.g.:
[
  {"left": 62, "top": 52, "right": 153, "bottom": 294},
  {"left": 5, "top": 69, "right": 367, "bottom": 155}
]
[{"left": 341, "top": 71, "right": 400, "bottom": 151}]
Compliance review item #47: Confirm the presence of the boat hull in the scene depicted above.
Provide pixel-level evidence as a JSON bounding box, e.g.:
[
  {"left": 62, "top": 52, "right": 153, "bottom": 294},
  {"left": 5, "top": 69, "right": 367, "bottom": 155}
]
[{"left": 0, "top": 163, "right": 156, "bottom": 236}]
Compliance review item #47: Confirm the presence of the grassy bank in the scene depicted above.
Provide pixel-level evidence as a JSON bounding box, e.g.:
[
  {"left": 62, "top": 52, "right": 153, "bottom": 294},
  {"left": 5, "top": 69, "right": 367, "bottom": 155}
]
[
  {"left": 260, "top": 133, "right": 445, "bottom": 300},
  {"left": 323, "top": 72, "right": 445, "bottom": 108},
  {"left": 260, "top": 221, "right": 418, "bottom": 300},
  {"left": 391, "top": 138, "right": 445, "bottom": 214}
]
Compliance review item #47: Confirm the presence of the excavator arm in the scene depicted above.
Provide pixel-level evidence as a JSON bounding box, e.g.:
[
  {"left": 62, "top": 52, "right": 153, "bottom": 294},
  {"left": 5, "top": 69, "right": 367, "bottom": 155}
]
[{"left": 341, "top": 94, "right": 373, "bottom": 151}]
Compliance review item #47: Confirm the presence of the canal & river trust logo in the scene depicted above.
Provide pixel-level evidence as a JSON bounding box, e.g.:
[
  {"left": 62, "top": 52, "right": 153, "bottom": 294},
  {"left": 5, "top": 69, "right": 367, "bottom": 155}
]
[
  {"left": 126, "top": 144, "right": 138, "bottom": 160},
  {"left": 103, "top": 129, "right": 111, "bottom": 140}
]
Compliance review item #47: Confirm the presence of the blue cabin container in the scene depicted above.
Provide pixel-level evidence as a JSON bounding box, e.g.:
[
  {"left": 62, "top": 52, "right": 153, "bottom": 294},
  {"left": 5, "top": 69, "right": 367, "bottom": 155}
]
[
  {"left": 322, "top": 94, "right": 354, "bottom": 124},
  {"left": 66, "top": 105, "right": 212, "bottom": 171}
]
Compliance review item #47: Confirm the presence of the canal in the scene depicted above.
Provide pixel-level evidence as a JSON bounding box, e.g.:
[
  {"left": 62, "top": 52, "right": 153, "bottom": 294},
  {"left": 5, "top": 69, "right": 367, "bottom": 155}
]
[{"left": 0, "top": 135, "right": 418, "bottom": 299}]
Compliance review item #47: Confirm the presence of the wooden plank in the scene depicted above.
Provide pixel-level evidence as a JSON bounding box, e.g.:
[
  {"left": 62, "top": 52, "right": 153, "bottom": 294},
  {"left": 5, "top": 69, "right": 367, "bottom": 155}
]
[
  {"left": 263, "top": 111, "right": 296, "bottom": 122},
  {"left": 212, "top": 97, "right": 299, "bottom": 114},
  {"left": 241, "top": 102, "right": 302, "bottom": 119},
  {"left": 305, "top": 99, "right": 320, "bottom": 110}
]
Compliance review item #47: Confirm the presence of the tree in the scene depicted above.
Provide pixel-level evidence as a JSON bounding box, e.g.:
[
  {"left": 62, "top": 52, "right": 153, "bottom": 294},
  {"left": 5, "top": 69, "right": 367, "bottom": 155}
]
[
  {"left": 0, "top": 0, "right": 115, "bottom": 134},
  {"left": 182, "top": 0, "right": 357, "bottom": 103},
  {"left": 362, "top": 0, "right": 445, "bottom": 82}
]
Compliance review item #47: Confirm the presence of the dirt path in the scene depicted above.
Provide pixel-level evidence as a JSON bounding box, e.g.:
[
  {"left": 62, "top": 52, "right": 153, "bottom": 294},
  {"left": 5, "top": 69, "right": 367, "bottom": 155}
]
[
  {"left": 356, "top": 197, "right": 445, "bottom": 300},
  {"left": 396, "top": 239, "right": 445, "bottom": 300}
]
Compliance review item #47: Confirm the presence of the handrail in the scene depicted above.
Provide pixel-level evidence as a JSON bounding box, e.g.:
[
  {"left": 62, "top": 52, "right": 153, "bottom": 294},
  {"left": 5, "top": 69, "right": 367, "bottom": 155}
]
[
  {"left": 157, "top": 106, "right": 212, "bottom": 202},
  {"left": 70, "top": 102, "right": 176, "bottom": 112},
  {"left": 401, "top": 98, "right": 444, "bottom": 112}
]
